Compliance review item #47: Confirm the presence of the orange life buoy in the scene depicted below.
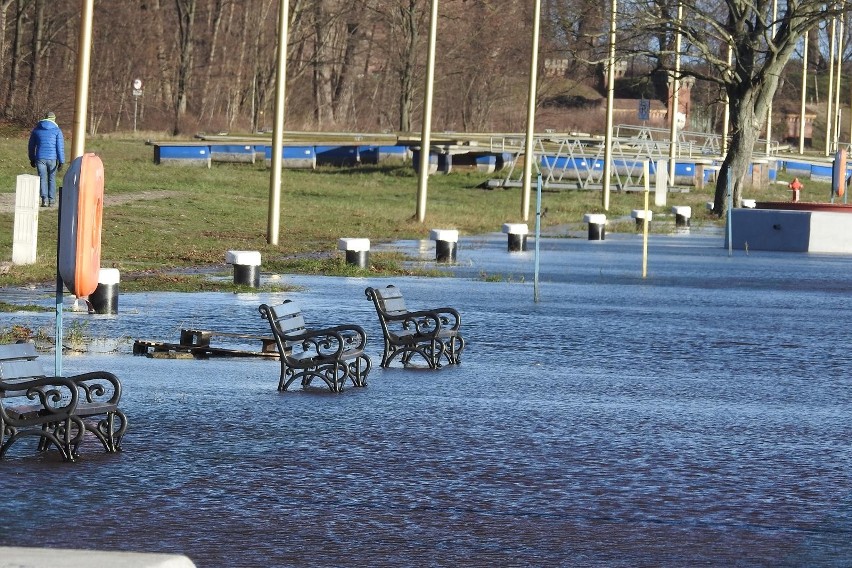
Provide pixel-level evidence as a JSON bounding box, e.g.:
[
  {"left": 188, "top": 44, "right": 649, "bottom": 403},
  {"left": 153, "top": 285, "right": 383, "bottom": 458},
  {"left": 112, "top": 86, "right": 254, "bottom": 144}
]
[{"left": 58, "top": 153, "right": 104, "bottom": 298}]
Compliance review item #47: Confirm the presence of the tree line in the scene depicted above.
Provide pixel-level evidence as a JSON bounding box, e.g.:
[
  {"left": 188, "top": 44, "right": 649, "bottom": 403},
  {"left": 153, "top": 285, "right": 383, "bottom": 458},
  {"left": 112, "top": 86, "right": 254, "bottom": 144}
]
[
  {"left": 1, "top": 0, "right": 541, "bottom": 135},
  {"left": 3, "top": 0, "right": 852, "bottom": 212}
]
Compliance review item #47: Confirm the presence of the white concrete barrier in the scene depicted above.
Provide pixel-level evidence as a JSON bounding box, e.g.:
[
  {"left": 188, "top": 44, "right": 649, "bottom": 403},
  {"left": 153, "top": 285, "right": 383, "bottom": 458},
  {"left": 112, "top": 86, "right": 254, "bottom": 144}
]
[
  {"left": 0, "top": 546, "right": 196, "bottom": 568},
  {"left": 12, "top": 174, "right": 40, "bottom": 265}
]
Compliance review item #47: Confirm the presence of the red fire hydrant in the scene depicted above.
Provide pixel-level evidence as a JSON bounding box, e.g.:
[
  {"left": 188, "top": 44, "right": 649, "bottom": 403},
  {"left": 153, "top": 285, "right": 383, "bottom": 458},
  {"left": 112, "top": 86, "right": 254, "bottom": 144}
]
[{"left": 788, "top": 177, "right": 803, "bottom": 203}]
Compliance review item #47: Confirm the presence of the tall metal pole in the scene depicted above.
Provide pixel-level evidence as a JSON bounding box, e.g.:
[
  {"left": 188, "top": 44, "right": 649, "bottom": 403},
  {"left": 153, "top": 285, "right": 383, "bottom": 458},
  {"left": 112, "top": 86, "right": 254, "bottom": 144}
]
[
  {"left": 71, "top": 0, "right": 94, "bottom": 160},
  {"left": 834, "top": 12, "right": 844, "bottom": 151},
  {"left": 826, "top": 16, "right": 836, "bottom": 156},
  {"left": 267, "top": 0, "right": 289, "bottom": 245},
  {"left": 800, "top": 31, "right": 808, "bottom": 155},
  {"left": 602, "top": 0, "right": 617, "bottom": 211},
  {"left": 668, "top": 1, "right": 683, "bottom": 186},
  {"left": 765, "top": 0, "right": 777, "bottom": 154},
  {"left": 58, "top": 0, "right": 96, "bottom": 377},
  {"left": 415, "top": 0, "right": 439, "bottom": 223},
  {"left": 521, "top": 0, "right": 542, "bottom": 221}
]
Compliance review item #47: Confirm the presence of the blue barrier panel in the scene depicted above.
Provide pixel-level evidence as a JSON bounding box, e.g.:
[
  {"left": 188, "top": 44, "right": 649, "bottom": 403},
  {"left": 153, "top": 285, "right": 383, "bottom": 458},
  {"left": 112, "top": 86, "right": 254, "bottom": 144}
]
[
  {"left": 783, "top": 160, "right": 812, "bottom": 175},
  {"left": 315, "top": 145, "right": 360, "bottom": 167},
  {"left": 263, "top": 146, "right": 316, "bottom": 169},
  {"left": 811, "top": 164, "right": 832, "bottom": 181},
  {"left": 496, "top": 152, "right": 514, "bottom": 170},
  {"left": 474, "top": 154, "right": 497, "bottom": 173},
  {"left": 448, "top": 152, "right": 497, "bottom": 173},
  {"left": 154, "top": 144, "right": 211, "bottom": 167},
  {"left": 209, "top": 144, "right": 255, "bottom": 164},
  {"left": 360, "top": 145, "right": 407, "bottom": 164},
  {"left": 411, "top": 150, "right": 439, "bottom": 174},
  {"left": 674, "top": 163, "right": 694, "bottom": 177},
  {"left": 540, "top": 155, "right": 570, "bottom": 170}
]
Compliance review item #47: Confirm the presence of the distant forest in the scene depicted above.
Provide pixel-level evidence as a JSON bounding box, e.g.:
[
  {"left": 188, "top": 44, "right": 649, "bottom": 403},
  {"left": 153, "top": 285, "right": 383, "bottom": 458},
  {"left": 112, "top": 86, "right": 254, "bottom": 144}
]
[{"left": 0, "top": 0, "right": 845, "bottom": 137}]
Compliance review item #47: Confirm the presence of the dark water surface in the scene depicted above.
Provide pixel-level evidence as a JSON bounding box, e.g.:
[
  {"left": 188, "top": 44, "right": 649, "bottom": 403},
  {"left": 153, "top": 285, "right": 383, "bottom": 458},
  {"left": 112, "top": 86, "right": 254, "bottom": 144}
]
[{"left": 1, "top": 231, "right": 850, "bottom": 567}]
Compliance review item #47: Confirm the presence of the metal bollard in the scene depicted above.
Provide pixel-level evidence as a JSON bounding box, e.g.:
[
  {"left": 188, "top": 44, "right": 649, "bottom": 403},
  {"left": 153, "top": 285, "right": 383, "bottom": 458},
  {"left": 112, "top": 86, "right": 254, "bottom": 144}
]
[
  {"left": 337, "top": 238, "right": 370, "bottom": 269},
  {"left": 631, "top": 209, "right": 653, "bottom": 231},
  {"left": 501, "top": 223, "right": 529, "bottom": 252},
  {"left": 582, "top": 213, "right": 607, "bottom": 241},
  {"left": 90, "top": 268, "right": 120, "bottom": 314},
  {"left": 226, "top": 250, "right": 261, "bottom": 287},
  {"left": 429, "top": 229, "right": 459, "bottom": 263},
  {"left": 672, "top": 206, "right": 692, "bottom": 227}
]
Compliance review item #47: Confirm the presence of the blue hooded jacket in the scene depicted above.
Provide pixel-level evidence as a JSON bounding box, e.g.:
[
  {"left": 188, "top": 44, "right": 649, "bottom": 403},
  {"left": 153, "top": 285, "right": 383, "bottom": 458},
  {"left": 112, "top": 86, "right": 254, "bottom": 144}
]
[{"left": 28, "top": 119, "right": 65, "bottom": 164}]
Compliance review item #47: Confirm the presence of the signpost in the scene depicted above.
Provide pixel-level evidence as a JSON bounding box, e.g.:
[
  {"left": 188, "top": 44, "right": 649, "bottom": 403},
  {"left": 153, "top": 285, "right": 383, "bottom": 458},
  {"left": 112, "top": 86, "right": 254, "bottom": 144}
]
[
  {"left": 638, "top": 98, "right": 650, "bottom": 122},
  {"left": 132, "top": 78, "right": 143, "bottom": 132}
]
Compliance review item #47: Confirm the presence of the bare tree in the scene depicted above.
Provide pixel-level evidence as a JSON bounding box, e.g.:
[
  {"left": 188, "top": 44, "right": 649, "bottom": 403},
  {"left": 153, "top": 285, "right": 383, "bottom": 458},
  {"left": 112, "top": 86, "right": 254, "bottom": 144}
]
[
  {"left": 625, "top": 0, "right": 839, "bottom": 215},
  {"left": 0, "top": 0, "right": 16, "bottom": 105}
]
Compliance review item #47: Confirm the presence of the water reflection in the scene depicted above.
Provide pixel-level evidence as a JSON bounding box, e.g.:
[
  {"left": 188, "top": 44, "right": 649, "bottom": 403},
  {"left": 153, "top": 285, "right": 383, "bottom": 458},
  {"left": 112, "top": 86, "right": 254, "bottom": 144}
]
[{"left": 0, "top": 231, "right": 850, "bottom": 567}]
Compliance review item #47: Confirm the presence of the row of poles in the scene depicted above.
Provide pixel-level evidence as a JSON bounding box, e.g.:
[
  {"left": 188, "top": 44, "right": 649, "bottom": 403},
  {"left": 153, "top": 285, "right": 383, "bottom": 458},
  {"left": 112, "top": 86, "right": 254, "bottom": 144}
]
[{"left": 260, "top": 0, "right": 846, "bottom": 242}]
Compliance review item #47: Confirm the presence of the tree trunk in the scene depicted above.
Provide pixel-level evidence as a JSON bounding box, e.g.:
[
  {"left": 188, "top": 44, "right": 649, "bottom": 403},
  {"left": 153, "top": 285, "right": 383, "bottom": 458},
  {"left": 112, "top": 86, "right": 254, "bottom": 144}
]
[
  {"left": 173, "top": 0, "right": 197, "bottom": 135},
  {"left": 152, "top": 0, "right": 174, "bottom": 109},
  {"left": 3, "top": 0, "right": 26, "bottom": 117},
  {"left": 397, "top": 2, "right": 419, "bottom": 132},
  {"left": 715, "top": 86, "right": 762, "bottom": 215},
  {"left": 26, "top": 0, "right": 42, "bottom": 107},
  {"left": 200, "top": 0, "right": 225, "bottom": 122},
  {"left": 0, "top": 0, "right": 15, "bottom": 102}
]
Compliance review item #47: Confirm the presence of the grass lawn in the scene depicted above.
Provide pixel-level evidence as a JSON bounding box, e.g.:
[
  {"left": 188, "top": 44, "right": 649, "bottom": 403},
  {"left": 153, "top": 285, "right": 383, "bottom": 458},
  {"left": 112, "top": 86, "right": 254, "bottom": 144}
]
[{"left": 0, "top": 132, "right": 830, "bottom": 294}]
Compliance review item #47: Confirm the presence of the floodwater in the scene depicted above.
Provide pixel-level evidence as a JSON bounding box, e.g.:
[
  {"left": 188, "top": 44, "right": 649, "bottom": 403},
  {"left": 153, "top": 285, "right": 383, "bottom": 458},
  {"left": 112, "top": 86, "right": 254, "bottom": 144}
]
[{"left": 0, "top": 229, "right": 850, "bottom": 567}]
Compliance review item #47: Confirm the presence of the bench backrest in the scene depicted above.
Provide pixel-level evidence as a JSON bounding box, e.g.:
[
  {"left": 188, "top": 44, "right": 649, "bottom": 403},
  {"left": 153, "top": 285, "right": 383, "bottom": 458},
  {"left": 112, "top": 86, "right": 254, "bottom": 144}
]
[
  {"left": 262, "top": 301, "right": 307, "bottom": 340},
  {"left": 369, "top": 285, "right": 409, "bottom": 317},
  {"left": 0, "top": 343, "right": 46, "bottom": 397}
]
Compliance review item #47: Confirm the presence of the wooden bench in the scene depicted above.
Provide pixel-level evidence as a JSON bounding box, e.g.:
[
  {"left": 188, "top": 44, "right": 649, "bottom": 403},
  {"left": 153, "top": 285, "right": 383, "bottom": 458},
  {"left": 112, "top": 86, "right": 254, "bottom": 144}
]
[
  {"left": 259, "top": 301, "right": 371, "bottom": 393},
  {"left": 0, "top": 343, "right": 127, "bottom": 460},
  {"left": 365, "top": 285, "right": 465, "bottom": 369}
]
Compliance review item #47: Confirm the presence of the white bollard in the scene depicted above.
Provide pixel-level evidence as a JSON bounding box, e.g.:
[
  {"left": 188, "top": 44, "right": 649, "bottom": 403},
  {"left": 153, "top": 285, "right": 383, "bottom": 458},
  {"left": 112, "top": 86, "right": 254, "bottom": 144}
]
[
  {"left": 12, "top": 174, "right": 40, "bottom": 265},
  {"left": 655, "top": 160, "right": 668, "bottom": 207},
  {"left": 429, "top": 229, "right": 459, "bottom": 263},
  {"left": 672, "top": 205, "right": 692, "bottom": 227},
  {"left": 582, "top": 213, "right": 607, "bottom": 241},
  {"left": 89, "top": 268, "right": 120, "bottom": 314},
  {"left": 501, "top": 223, "right": 529, "bottom": 252},
  {"left": 631, "top": 209, "right": 653, "bottom": 231},
  {"left": 337, "top": 238, "right": 370, "bottom": 268},
  {"left": 225, "top": 250, "right": 261, "bottom": 287}
]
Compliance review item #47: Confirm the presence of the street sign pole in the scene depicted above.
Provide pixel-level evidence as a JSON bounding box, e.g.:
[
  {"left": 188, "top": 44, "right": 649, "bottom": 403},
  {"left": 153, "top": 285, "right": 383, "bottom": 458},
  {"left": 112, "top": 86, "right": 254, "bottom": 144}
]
[{"left": 132, "top": 78, "right": 143, "bottom": 133}]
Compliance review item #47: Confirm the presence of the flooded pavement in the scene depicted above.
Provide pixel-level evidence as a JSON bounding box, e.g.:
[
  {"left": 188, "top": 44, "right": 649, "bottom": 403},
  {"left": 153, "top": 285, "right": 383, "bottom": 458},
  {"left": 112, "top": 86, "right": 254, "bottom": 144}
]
[{"left": 0, "top": 229, "right": 850, "bottom": 567}]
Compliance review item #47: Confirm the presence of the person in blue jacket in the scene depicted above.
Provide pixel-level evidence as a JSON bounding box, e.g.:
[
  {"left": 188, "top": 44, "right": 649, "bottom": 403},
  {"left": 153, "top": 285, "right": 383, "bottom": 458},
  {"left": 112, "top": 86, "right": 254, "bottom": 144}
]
[{"left": 27, "top": 110, "right": 65, "bottom": 207}]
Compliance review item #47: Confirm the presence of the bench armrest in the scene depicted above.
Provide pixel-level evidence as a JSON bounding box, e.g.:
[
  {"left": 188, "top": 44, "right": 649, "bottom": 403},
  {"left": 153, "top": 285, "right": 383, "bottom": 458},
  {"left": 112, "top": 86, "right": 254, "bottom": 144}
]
[
  {"left": 0, "top": 376, "right": 80, "bottom": 423},
  {"left": 279, "top": 327, "right": 359, "bottom": 359},
  {"left": 64, "top": 371, "right": 122, "bottom": 406},
  {"left": 320, "top": 324, "right": 368, "bottom": 351},
  {"left": 429, "top": 307, "right": 462, "bottom": 331},
  {"left": 383, "top": 309, "right": 444, "bottom": 337}
]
